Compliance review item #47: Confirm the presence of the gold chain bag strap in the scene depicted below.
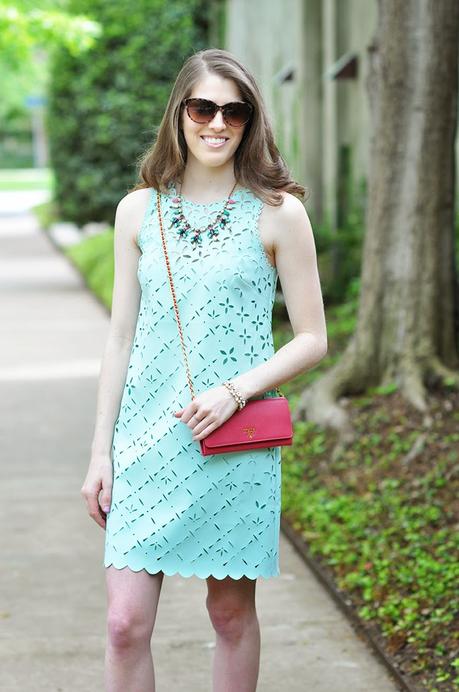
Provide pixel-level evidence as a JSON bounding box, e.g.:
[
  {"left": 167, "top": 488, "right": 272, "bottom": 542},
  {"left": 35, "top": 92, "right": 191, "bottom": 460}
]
[{"left": 156, "top": 188, "right": 293, "bottom": 456}]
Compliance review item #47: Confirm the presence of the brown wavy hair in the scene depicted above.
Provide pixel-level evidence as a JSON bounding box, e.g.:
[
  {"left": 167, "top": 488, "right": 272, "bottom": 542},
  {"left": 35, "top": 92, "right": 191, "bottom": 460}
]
[{"left": 129, "top": 48, "right": 308, "bottom": 206}]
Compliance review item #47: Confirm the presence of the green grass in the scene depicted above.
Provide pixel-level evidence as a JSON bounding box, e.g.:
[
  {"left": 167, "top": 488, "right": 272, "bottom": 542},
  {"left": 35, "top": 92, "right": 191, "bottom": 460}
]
[
  {"left": 33, "top": 199, "right": 59, "bottom": 230},
  {"left": 0, "top": 167, "right": 54, "bottom": 191},
  {"left": 64, "top": 229, "right": 114, "bottom": 309}
]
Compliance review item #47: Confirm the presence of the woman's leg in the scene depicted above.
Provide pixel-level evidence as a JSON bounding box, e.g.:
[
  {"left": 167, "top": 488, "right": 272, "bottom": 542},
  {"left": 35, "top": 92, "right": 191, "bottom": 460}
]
[
  {"left": 105, "top": 566, "right": 164, "bottom": 692},
  {"left": 206, "top": 575, "right": 260, "bottom": 692}
]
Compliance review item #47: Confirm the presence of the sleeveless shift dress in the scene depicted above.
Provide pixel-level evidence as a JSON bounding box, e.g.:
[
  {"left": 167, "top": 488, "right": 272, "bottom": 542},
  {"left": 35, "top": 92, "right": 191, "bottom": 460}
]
[{"left": 103, "top": 182, "right": 282, "bottom": 579}]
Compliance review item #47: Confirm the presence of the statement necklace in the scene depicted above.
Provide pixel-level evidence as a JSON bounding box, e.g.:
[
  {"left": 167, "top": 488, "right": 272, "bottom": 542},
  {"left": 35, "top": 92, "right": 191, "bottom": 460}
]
[{"left": 170, "top": 181, "right": 238, "bottom": 246}]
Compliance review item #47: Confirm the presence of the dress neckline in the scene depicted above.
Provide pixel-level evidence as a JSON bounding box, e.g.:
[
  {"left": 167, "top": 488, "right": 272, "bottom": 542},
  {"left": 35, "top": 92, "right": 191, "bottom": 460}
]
[{"left": 168, "top": 182, "right": 247, "bottom": 207}]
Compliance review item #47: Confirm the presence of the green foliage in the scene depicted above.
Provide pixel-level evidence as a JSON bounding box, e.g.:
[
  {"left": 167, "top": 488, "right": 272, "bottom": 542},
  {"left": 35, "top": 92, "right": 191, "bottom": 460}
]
[
  {"left": 281, "top": 399, "right": 459, "bottom": 689},
  {"left": 33, "top": 198, "right": 59, "bottom": 229},
  {"left": 47, "top": 0, "right": 211, "bottom": 226},
  {"left": 0, "top": 1, "right": 100, "bottom": 168},
  {"left": 65, "top": 228, "right": 114, "bottom": 308},
  {"left": 313, "top": 177, "right": 367, "bottom": 306},
  {"left": 0, "top": 0, "right": 100, "bottom": 69}
]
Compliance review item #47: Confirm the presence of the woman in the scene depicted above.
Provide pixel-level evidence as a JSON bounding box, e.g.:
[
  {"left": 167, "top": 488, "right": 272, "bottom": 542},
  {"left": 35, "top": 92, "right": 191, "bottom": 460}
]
[{"left": 81, "top": 47, "right": 327, "bottom": 692}]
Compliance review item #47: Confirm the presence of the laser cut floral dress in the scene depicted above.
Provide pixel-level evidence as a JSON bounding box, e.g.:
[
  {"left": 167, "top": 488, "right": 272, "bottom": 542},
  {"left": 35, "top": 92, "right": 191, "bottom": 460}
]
[{"left": 104, "top": 182, "right": 282, "bottom": 579}]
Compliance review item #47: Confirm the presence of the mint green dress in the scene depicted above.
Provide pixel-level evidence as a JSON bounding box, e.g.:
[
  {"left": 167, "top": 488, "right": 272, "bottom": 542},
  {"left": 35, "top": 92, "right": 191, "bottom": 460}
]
[{"left": 104, "top": 182, "right": 282, "bottom": 579}]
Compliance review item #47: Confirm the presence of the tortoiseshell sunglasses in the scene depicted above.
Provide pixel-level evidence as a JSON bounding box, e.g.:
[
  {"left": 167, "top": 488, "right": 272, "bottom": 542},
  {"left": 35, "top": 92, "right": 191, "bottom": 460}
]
[{"left": 183, "top": 98, "right": 253, "bottom": 128}]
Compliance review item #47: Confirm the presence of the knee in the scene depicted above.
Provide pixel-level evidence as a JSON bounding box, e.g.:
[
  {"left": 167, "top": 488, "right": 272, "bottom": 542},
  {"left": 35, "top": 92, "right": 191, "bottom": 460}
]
[
  {"left": 206, "top": 595, "right": 256, "bottom": 642},
  {"left": 107, "top": 608, "right": 152, "bottom": 652}
]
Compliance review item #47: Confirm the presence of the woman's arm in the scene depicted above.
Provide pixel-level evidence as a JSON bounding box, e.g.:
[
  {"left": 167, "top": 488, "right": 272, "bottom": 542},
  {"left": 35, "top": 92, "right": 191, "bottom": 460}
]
[
  {"left": 81, "top": 188, "right": 151, "bottom": 528},
  {"left": 175, "top": 192, "right": 328, "bottom": 442},
  {"left": 231, "top": 192, "right": 328, "bottom": 400}
]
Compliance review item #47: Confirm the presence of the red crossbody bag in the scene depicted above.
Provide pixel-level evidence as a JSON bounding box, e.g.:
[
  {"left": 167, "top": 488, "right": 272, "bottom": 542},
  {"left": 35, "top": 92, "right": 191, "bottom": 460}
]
[{"left": 156, "top": 190, "right": 293, "bottom": 456}]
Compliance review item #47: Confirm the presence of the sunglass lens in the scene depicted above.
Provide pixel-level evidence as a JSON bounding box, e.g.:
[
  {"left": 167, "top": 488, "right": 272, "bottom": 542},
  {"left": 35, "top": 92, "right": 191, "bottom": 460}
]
[
  {"left": 187, "top": 100, "right": 215, "bottom": 123},
  {"left": 223, "top": 102, "right": 252, "bottom": 127}
]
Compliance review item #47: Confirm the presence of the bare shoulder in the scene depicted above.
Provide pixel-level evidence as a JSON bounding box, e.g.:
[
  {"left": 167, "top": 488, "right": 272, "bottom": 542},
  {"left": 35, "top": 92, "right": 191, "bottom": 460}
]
[
  {"left": 115, "top": 187, "right": 153, "bottom": 247},
  {"left": 117, "top": 187, "right": 152, "bottom": 213},
  {"left": 264, "top": 190, "right": 310, "bottom": 226},
  {"left": 259, "top": 191, "right": 313, "bottom": 266}
]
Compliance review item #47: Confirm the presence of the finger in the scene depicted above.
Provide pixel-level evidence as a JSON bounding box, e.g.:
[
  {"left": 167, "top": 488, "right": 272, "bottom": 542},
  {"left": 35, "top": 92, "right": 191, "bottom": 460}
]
[
  {"left": 174, "top": 405, "right": 194, "bottom": 418},
  {"left": 175, "top": 405, "right": 192, "bottom": 422},
  {"left": 99, "top": 484, "right": 112, "bottom": 514},
  {"left": 192, "top": 420, "right": 220, "bottom": 441},
  {"left": 86, "top": 495, "right": 107, "bottom": 529},
  {"left": 83, "top": 485, "right": 106, "bottom": 528},
  {"left": 190, "top": 414, "right": 215, "bottom": 436},
  {"left": 181, "top": 403, "right": 201, "bottom": 424}
]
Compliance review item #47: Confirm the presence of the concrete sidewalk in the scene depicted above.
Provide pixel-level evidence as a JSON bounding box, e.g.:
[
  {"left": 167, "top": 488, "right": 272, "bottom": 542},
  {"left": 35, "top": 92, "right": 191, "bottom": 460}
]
[{"left": 0, "top": 201, "right": 400, "bottom": 691}]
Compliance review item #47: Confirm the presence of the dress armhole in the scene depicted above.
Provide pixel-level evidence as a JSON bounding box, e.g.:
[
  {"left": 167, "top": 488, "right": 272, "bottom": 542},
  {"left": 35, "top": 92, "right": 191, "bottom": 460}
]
[
  {"left": 253, "top": 197, "right": 278, "bottom": 273},
  {"left": 136, "top": 188, "right": 157, "bottom": 250}
]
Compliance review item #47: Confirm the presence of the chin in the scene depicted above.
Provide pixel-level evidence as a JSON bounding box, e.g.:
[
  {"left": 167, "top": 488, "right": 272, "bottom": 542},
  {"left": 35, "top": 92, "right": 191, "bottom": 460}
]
[{"left": 191, "top": 151, "right": 234, "bottom": 167}]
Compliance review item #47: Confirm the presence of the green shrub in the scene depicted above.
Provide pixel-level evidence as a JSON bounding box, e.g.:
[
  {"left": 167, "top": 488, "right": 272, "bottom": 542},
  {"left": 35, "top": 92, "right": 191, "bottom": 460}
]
[{"left": 47, "top": 0, "right": 212, "bottom": 225}]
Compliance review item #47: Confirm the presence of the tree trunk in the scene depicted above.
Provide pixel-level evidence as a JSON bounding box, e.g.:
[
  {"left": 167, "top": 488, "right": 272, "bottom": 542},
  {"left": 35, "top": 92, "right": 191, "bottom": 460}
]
[{"left": 296, "top": 0, "right": 459, "bottom": 444}]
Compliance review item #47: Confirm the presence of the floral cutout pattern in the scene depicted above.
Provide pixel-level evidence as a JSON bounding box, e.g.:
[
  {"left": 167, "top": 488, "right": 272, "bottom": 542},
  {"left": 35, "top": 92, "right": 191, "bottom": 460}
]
[{"left": 104, "top": 183, "right": 282, "bottom": 579}]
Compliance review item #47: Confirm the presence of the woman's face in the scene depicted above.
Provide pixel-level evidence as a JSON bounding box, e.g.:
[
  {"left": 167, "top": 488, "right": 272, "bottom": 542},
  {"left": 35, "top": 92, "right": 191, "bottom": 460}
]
[{"left": 180, "top": 73, "right": 247, "bottom": 169}]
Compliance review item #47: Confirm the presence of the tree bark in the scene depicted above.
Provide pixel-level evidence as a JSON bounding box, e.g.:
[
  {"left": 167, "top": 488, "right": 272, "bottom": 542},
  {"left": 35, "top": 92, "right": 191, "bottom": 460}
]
[{"left": 296, "top": 0, "right": 459, "bottom": 445}]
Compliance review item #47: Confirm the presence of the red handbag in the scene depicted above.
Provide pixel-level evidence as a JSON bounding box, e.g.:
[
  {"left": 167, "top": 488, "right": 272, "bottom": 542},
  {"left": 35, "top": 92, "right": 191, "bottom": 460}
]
[
  {"left": 199, "top": 396, "right": 293, "bottom": 456},
  {"left": 156, "top": 189, "right": 293, "bottom": 456}
]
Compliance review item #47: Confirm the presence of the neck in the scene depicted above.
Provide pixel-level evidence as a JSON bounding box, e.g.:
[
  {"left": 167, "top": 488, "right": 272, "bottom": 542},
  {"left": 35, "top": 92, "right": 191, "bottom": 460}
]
[{"left": 179, "top": 158, "right": 238, "bottom": 202}]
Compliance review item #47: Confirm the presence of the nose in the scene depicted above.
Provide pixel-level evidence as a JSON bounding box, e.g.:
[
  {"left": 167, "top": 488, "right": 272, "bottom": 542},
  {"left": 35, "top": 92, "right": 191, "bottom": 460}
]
[{"left": 208, "top": 109, "right": 226, "bottom": 131}]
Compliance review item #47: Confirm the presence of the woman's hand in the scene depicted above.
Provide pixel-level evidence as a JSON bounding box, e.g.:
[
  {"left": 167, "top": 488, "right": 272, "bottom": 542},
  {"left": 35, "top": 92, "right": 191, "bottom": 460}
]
[
  {"left": 80, "top": 454, "right": 113, "bottom": 530},
  {"left": 174, "top": 384, "right": 239, "bottom": 441}
]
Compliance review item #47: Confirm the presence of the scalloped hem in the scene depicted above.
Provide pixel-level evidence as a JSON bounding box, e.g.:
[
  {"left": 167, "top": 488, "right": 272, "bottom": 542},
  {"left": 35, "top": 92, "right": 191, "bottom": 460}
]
[{"left": 104, "top": 559, "right": 280, "bottom": 581}]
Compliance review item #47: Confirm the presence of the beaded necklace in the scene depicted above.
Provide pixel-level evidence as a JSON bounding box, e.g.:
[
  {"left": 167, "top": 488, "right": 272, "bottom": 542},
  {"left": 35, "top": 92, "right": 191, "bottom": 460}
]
[{"left": 169, "top": 181, "right": 238, "bottom": 246}]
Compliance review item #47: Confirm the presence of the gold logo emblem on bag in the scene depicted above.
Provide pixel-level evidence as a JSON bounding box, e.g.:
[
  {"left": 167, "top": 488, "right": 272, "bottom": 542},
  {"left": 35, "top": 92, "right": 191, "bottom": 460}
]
[{"left": 243, "top": 426, "right": 256, "bottom": 439}]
